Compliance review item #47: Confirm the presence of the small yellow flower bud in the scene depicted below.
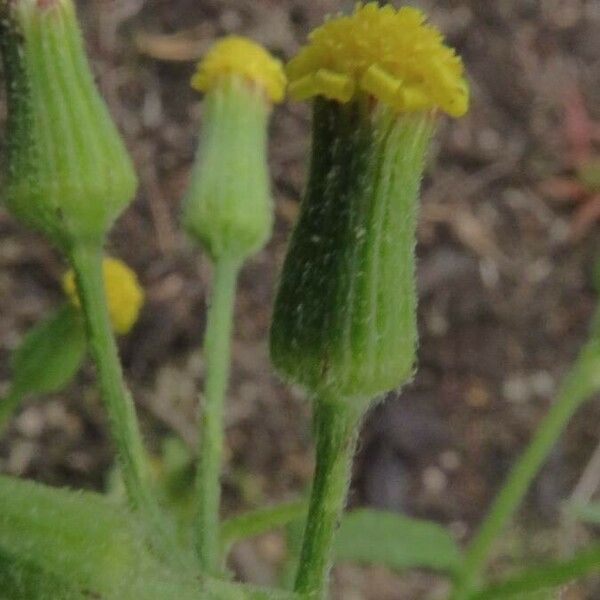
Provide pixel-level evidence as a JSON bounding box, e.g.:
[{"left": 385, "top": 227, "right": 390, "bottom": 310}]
[
  {"left": 190, "top": 36, "right": 286, "bottom": 103},
  {"left": 183, "top": 37, "right": 285, "bottom": 262},
  {"left": 271, "top": 3, "right": 469, "bottom": 402},
  {"left": 63, "top": 258, "right": 144, "bottom": 335}
]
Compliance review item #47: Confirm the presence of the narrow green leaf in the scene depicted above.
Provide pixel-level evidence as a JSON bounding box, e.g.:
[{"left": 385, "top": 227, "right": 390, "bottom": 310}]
[
  {"left": 10, "top": 304, "right": 86, "bottom": 395},
  {"left": 0, "top": 305, "right": 86, "bottom": 430},
  {"left": 221, "top": 500, "right": 307, "bottom": 551},
  {"left": 469, "top": 542, "right": 600, "bottom": 599},
  {"left": 334, "top": 508, "right": 462, "bottom": 573},
  {"left": 218, "top": 500, "right": 308, "bottom": 591}
]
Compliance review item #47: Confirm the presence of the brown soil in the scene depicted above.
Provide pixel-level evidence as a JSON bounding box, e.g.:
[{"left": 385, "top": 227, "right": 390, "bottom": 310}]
[{"left": 1, "top": 1, "right": 600, "bottom": 598}]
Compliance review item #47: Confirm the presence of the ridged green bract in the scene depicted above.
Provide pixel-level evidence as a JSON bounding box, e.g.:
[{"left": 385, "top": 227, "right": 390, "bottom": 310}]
[
  {"left": 271, "top": 98, "right": 433, "bottom": 401},
  {"left": 182, "top": 76, "right": 273, "bottom": 262},
  {"left": 0, "top": 0, "right": 137, "bottom": 249}
]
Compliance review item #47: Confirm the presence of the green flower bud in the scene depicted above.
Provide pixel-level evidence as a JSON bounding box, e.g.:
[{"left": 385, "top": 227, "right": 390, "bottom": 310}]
[
  {"left": 271, "top": 99, "right": 434, "bottom": 402},
  {"left": 182, "top": 36, "right": 286, "bottom": 262},
  {"left": 270, "top": 4, "right": 469, "bottom": 406},
  {"left": 0, "top": 0, "right": 137, "bottom": 250}
]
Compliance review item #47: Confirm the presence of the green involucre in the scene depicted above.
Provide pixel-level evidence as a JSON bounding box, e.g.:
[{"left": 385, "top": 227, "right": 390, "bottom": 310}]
[
  {"left": 0, "top": 0, "right": 137, "bottom": 249},
  {"left": 271, "top": 98, "right": 434, "bottom": 401},
  {"left": 182, "top": 76, "right": 274, "bottom": 262}
]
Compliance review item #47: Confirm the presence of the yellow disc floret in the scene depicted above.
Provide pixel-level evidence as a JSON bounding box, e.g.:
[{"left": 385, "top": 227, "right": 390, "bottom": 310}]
[
  {"left": 191, "top": 36, "right": 287, "bottom": 103},
  {"left": 63, "top": 257, "right": 144, "bottom": 335},
  {"left": 286, "top": 3, "right": 469, "bottom": 117}
]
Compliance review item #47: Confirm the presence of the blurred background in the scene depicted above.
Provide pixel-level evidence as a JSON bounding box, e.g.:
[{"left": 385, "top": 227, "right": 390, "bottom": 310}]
[{"left": 1, "top": 1, "right": 600, "bottom": 598}]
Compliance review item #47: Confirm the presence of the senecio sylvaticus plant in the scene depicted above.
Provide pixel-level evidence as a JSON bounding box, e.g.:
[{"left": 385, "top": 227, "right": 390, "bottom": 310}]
[{"left": 1, "top": 1, "right": 600, "bottom": 599}]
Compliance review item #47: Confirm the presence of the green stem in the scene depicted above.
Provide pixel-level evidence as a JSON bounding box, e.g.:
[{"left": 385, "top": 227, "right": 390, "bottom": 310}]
[
  {"left": 294, "top": 398, "right": 362, "bottom": 599},
  {"left": 68, "top": 244, "right": 152, "bottom": 514},
  {"left": 69, "top": 244, "right": 189, "bottom": 569},
  {"left": 195, "top": 258, "right": 239, "bottom": 574},
  {"left": 453, "top": 337, "right": 600, "bottom": 599}
]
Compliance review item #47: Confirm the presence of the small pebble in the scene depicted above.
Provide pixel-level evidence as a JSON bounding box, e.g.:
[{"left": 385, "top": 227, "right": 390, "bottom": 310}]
[
  {"left": 15, "top": 407, "right": 44, "bottom": 438},
  {"left": 426, "top": 308, "right": 449, "bottom": 337},
  {"left": 448, "top": 520, "right": 468, "bottom": 541},
  {"left": 219, "top": 10, "right": 243, "bottom": 31},
  {"left": 422, "top": 466, "right": 447, "bottom": 494},
  {"left": 530, "top": 371, "right": 555, "bottom": 397},
  {"left": 7, "top": 441, "right": 37, "bottom": 475},
  {"left": 466, "top": 379, "right": 490, "bottom": 408},
  {"left": 503, "top": 374, "right": 532, "bottom": 403},
  {"left": 439, "top": 450, "right": 461, "bottom": 471}
]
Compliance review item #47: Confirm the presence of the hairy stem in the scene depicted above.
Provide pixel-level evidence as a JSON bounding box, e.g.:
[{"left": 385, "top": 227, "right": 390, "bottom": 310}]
[
  {"left": 68, "top": 244, "right": 192, "bottom": 570},
  {"left": 294, "top": 398, "right": 361, "bottom": 598},
  {"left": 195, "top": 258, "right": 239, "bottom": 574},
  {"left": 453, "top": 337, "right": 600, "bottom": 598},
  {"left": 69, "top": 243, "right": 151, "bottom": 513}
]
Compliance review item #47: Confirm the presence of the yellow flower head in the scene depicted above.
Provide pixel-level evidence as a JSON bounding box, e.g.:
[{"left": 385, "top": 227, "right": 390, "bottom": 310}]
[
  {"left": 191, "top": 36, "right": 287, "bottom": 103},
  {"left": 286, "top": 3, "right": 469, "bottom": 117},
  {"left": 63, "top": 257, "right": 144, "bottom": 335}
]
